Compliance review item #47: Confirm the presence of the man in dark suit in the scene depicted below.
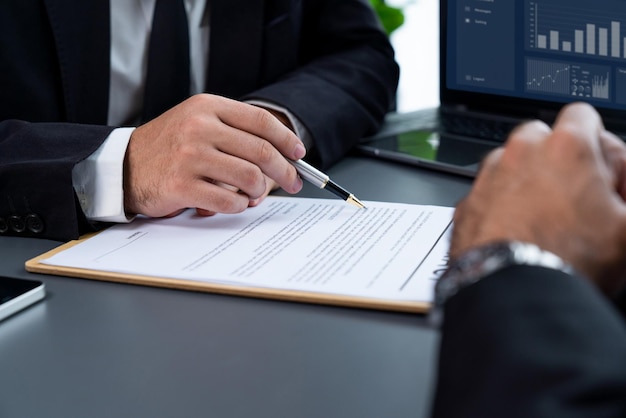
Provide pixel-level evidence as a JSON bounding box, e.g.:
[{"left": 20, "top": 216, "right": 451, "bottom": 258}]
[
  {"left": 0, "top": 0, "right": 398, "bottom": 241},
  {"left": 431, "top": 102, "right": 626, "bottom": 417}
]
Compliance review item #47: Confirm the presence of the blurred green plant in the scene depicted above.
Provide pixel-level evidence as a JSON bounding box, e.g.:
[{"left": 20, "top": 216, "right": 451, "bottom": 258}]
[{"left": 369, "top": 0, "right": 405, "bottom": 35}]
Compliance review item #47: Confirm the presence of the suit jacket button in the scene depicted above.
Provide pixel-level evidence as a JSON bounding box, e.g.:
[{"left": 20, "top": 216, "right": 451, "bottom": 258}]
[
  {"left": 26, "top": 214, "right": 44, "bottom": 234},
  {"left": 0, "top": 217, "right": 7, "bottom": 234},
  {"left": 8, "top": 215, "right": 25, "bottom": 233}
]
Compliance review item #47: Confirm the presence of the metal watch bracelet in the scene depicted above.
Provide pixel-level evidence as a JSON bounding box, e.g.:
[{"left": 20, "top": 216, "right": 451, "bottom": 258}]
[{"left": 429, "top": 241, "right": 575, "bottom": 327}]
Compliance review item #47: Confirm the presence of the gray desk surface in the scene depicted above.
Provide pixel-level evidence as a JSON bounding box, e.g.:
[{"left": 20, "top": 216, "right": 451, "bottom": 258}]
[{"left": 0, "top": 154, "right": 471, "bottom": 418}]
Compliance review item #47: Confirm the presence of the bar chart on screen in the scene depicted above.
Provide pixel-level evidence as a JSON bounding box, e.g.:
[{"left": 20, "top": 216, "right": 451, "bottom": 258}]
[{"left": 527, "top": 1, "right": 626, "bottom": 60}]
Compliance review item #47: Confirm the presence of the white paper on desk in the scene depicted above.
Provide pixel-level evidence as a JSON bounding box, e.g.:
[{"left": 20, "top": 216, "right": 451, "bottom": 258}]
[{"left": 42, "top": 197, "right": 453, "bottom": 303}]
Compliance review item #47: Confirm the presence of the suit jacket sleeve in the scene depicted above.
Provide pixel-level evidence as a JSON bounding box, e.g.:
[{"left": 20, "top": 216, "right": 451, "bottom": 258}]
[
  {"left": 0, "top": 1, "right": 113, "bottom": 241},
  {"left": 242, "top": 0, "right": 399, "bottom": 169},
  {"left": 431, "top": 265, "right": 626, "bottom": 418},
  {"left": 0, "top": 120, "right": 114, "bottom": 241}
]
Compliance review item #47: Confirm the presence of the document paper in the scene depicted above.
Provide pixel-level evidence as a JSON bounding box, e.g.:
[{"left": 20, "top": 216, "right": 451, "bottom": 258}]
[{"left": 41, "top": 197, "right": 453, "bottom": 303}]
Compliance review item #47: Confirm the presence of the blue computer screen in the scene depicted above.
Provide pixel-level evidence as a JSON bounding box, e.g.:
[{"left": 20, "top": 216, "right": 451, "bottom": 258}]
[{"left": 447, "top": 0, "right": 626, "bottom": 111}]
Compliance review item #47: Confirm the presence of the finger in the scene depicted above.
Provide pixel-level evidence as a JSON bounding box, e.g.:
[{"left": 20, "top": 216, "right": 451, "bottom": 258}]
[
  {"left": 249, "top": 176, "right": 278, "bottom": 207},
  {"left": 182, "top": 179, "right": 251, "bottom": 215},
  {"left": 196, "top": 208, "right": 217, "bottom": 217},
  {"left": 505, "top": 119, "right": 551, "bottom": 146},
  {"left": 554, "top": 101, "right": 603, "bottom": 130},
  {"left": 492, "top": 120, "right": 551, "bottom": 167},
  {"left": 599, "top": 129, "right": 626, "bottom": 199},
  {"left": 176, "top": 141, "right": 268, "bottom": 199},
  {"left": 177, "top": 123, "right": 301, "bottom": 198},
  {"left": 551, "top": 102, "right": 603, "bottom": 151},
  {"left": 208, "top": 125, "right": 304, "bottom": 194},
  {"left": 209, "top": 96, "right": 307, "bottom": 160},
  {"left": 163, "top": 209, "right": 186, "bottom": 218},
  {"left": 476, "top": 146, "right": 504, "bottom": 177},
  {"left": 504, "top": 120, "right": 552, "bottom": 152},
  {"left": 261, "top": 107, "right": 294, "bottom": 131},
  {"left": 482, "top": 120, "right": 551, "bottom": 177},
  {"left": 214, "top": 181, "right": 239, "bottom": 192}
]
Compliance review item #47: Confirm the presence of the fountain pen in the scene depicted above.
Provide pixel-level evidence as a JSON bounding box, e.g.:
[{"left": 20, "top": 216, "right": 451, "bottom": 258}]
[{"left": 289, "top": 159, "right": 366, "bottom": 209}]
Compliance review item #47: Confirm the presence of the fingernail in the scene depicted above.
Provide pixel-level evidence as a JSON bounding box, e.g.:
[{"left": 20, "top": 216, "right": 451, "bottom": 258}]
[
  {"left": 294, "top": 176, "right": 304, "bottom": 192},
  {"left": 294, "top": 143, "right": 306, "bottom": 160}
]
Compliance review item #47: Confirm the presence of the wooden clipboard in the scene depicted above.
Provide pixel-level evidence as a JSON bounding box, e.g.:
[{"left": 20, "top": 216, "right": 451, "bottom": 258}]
[{"left": 25, "top": 234, "right": 432, "bottom": 314}]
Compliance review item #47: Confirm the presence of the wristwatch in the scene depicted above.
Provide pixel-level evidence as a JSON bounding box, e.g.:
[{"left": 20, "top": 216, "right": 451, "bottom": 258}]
[{"left": 430, "top": 241, "right": 574, "bottom": 326}]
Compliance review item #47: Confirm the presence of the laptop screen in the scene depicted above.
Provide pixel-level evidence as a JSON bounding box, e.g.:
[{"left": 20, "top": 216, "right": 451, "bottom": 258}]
[{"left": 441, "top": 0, "right": 626, "bottom": 125}]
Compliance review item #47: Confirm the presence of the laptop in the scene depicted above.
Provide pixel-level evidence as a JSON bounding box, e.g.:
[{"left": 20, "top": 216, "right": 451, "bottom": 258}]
[{"left": 358, "top": 0, "right": 626, "bottom": 177}]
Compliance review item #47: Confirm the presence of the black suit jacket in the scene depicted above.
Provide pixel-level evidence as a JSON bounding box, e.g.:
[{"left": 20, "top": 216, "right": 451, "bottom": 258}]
[
  {"left": 0, "top": 0, "right": 398, "bottom": 241},
  {"left": 432, "top": 265, "right": 626, "bottom": 418}
]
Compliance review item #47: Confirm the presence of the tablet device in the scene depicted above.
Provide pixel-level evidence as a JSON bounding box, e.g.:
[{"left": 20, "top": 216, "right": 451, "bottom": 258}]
[
  {"left": 357, "top": 129, "right": 497, "bottom": 178},
  {"left": 0, "top": 277, "right": 45, "bottom": 322}
]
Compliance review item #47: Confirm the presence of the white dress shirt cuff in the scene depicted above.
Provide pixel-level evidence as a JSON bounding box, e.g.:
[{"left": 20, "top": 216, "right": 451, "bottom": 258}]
[{"left": 72, "top": 127, "right": 135, "bottom": 223}]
